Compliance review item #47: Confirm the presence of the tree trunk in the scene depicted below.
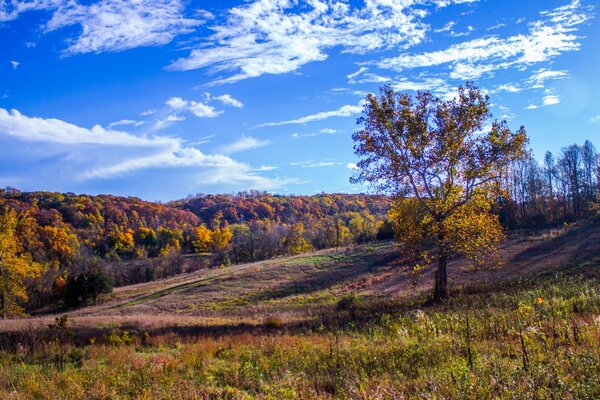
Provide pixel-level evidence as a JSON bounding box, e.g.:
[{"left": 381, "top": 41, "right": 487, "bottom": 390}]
[
  {"left": 0, "top": 292, "right": 5, "bottom": 319},
  {"left": 433, "top": 253, "right": 449, "bottom": 301}
]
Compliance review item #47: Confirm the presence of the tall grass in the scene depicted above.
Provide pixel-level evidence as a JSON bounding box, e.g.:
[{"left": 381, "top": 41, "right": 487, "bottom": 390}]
[{"left": 0, "top": 273, "right": 598, "bottom": 399}]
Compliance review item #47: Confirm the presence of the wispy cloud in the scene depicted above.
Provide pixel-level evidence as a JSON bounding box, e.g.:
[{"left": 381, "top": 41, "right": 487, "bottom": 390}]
[
  {"left": 213, "top": 94, "right": 243, "bottom": 108},
  {"left": 219, "top": 135, "right": 270, "bottom": 154},
  {"left": 289, "top": 160, "right": 344, "bottom": 168},
  {"left": 153, "top": 114, "right": 185, "bottom": 130},
  {"left": 0, "top": 0, "right": 64, "bottom": 22},
  {"left": 492, "top": 83, "right": 523, "bottom": 93},
  {"left": 377, "top": 1, "right": 592, "bottom": 81},
  {"left": 166, "top": 97, "right": 221, "bottom": 118},
  {"left": 391, "top": 77, "right": 455, "bottom": 99},
  {"left": 108, "top": 119, "right": 143, "bottom": 129},
  {"left": 589, "top": 114, "right": 600, "bottom": 123},
  {"left": 256, "top": 102, "right": 364, "bottom": 127},
  {"left": 167, "top": 0, "right": 435, "bottom": 83},
  {"left": 435, "top": 21, "right": 456, "bottom": 33},
  {"left": 347, "top": 68, "right": 390, "bottom": 85},
  {"left": 10, "top": 61, "right": 19, "bottom": 69},
  {"left": 526, "top": 93, "right": 561, "bottom": 109},
  {"left": 140, "top": 109, "right": 156, "bottom": 116},
  {"left": 45, "top": 0, "right": 202, "bottom": 54},
  {"left": 0, "top": 108, "right": 283, "bottom": 190},
  {"left": 527, "top": 69, "right": 569, "bottom": 89}
]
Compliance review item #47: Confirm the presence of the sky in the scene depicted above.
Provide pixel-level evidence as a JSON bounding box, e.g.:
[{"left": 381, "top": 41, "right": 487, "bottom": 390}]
[{"left": 0, "top": 0, "right": 598, "bottom": 201}]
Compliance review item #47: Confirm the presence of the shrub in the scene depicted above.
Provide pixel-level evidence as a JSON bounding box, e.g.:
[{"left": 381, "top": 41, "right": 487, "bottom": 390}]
[{"left": 264, "top": 316, "right": 282, "bottom": 330}]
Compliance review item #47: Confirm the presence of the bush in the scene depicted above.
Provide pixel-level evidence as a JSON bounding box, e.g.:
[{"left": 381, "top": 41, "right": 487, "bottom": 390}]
[
  {"left": 264, "top": 316, "right": 282, "bottom": 330},
  {"left": 336, "top": 294, "right": 362, "bottom": 320},
  {"left": 65, "top": 268, "right": 113, "bottom": 307}
]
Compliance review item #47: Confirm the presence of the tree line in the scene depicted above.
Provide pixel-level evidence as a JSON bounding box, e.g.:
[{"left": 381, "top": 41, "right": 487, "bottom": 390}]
[
  {"left": 500, "top": 140, "right": 598, "bottom": 228},
  {"left": 0, "top": 191, "right": 390, "bottom": 316}
]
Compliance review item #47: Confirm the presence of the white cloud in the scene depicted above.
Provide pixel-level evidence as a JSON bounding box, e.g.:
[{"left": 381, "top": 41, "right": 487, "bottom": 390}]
[
  {"left": 493, "top": 84, "right": 523, "bottom": 93},
  {"left": 0, "top": 108, "right": 173, "bottom": 147},
  {"left": 526, "top": 94, "right": 561, "bottom": 109},
  {"left": 165, "top": 97, "right": 187, "bottom": 109},
  {"left": 45, "top": 0, "right": 202, "bottom": 54},
  {"left": 320, "top": 128, "right": 336, "bottom": 134},
  {"left": 391, "top": 77, "right": 456, "bottom": 99},
  {"left": 214, "top": 94, "right": 243, "bottom": 108},
  {"left": 434, "top": 0, "right": 479, "bottom": 7},
  {"left": 346, "top": 163, "right": 359, "bottom": 171},
  {"left": 10, "top": 61, "right": 19, "bottom": 69},
  {"left": 167, "top": 0, "right": 432, "bottom": 83},
  {"left": 448, "top": 62, "right": 494, "bottom": 80},
  {"left": 0, "top": 0, "right": 64, "bottom": 22},
  {"left": 219, "top": 135, "right": 270, "bottom": 154},
  {"left": 527, "top": 68, "right": 569, "bottom": 89},
  {"left": 449, "top": 25, "right": 474, "bottom": 37},
  {"left": 589, "top": 115, "right": 600, "bottom": 123},
  {"left": 347, "top": 67, "right": 390, "bottom": 84},
  {"left": 186, "top": 134, "right": 215, "bottom": 146},
  {"left": 256, "top": 102, "right": 364, "bottom": 127},
  {"left": 0, "top": 107, "right": 283, "bottom": 190},
  {"left": 166, "top": 97, "right": 221, "bottom": 118},
  {"left": 255, "top": 165, "right": 278, "bottom": 171},
  {"left": 153, "top": 114, "right": 185, "bottom": 130},
  {"left": 377, "top": 1, "right": 592, "bottom": 81},
  {"left": 290, "top": 160, "right": 340, "bottom": 168},
  {"left": 435, "top": 21, "right": 455, "bottom": 33},
  {"left": 542, "top": 95, "right": 561, "bottom": 106},
  {"left": 108, "top": 119, "right": 143, "bottom": 128}
]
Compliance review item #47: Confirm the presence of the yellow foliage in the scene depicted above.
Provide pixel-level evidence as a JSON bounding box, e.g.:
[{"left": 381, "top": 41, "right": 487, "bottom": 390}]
[
  {"left": 282, "top": 223, "right": 312, "bottom": 255},
  {"left": 192, "top": 225, "right": 212, "bottom": 253},
  {"left": 390, "top": 187, "right": 504, "bottom": 271},
  {"left": 40, "top": 225, "right": 79, "bottom": 267},
  {"left": 210, "top": 227, "right": 232, "bottom": 252},
  {"left": 109, "top": 229, "right": 135, "bottom": 257},
  {"left": 0, "top": 209, "right": 45, "bottom": 317}
]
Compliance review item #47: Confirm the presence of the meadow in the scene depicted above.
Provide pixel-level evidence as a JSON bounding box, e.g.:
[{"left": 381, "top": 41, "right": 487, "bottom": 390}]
[{"left": 0, "top": 222, "right": 598, "bottom": 399}]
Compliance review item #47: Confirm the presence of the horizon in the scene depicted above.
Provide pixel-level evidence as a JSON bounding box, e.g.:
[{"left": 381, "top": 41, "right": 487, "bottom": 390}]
[
  {"left": 0, "top": 186, "right": 388, "bottom": 204},
  {"left": 1, "top": 0, "right": 599, "bottom": 201}
]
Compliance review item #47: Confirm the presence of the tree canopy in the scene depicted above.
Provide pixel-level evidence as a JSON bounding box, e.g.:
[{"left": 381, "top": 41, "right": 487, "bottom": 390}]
[
  {"left": 352, "top": 83, "right": 528, "bottom": 300},
  {"left": 0, "top": 209, "right": 45, "bottom": 317}
]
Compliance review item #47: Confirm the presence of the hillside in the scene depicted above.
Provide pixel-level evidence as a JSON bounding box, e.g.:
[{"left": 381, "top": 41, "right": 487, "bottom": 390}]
[
  {"left": 3, "top": 221, "right": 598, "bottom": 335},
  {"left": 0, "top": 189, "right": 391, "bottom": 312}
]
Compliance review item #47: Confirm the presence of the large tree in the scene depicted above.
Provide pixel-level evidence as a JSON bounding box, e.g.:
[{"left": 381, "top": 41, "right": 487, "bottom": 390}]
[{"left": 351, "top": 83, "right": 527, "bottom": 300}]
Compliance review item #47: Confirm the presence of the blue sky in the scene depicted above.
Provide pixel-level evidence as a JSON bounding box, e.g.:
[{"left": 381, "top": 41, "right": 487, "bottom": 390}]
[{"left": 0, "top": 0, "right": 598, "bottom": 201}]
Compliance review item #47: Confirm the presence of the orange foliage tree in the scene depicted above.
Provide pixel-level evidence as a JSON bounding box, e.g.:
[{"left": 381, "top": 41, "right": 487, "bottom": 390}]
[{"left": 352, "top": 83, "right": 527, "bottom": 300}]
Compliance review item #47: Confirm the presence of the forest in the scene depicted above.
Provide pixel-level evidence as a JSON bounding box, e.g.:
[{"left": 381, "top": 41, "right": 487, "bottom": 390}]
[{"left": 0, "top": 191, "right": 390, "bottom": 315}]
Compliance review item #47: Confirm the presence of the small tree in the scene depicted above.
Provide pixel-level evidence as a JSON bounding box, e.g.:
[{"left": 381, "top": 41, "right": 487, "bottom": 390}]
[
  {"left": 351, "top": 83, "right": 527, "bottom": 300},
  {"left": 65, "top": 268, "right": 112, "bottom": 307}
]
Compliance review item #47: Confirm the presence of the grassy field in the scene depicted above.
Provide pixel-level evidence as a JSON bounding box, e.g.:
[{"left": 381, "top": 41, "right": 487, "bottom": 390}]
[{"left": 0, "top": 222, "right": 599, "bottom": 399}]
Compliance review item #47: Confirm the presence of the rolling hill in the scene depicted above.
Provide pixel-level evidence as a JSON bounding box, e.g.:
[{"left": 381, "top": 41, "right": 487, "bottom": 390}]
[{"left": 3, "top": 220, "right": 598, "bottom": 336}]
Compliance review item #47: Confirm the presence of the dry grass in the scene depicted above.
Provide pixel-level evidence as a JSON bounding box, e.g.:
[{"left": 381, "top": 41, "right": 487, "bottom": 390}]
[{"left": 1, "top": 222, "right": 598, "bottom": 337}]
